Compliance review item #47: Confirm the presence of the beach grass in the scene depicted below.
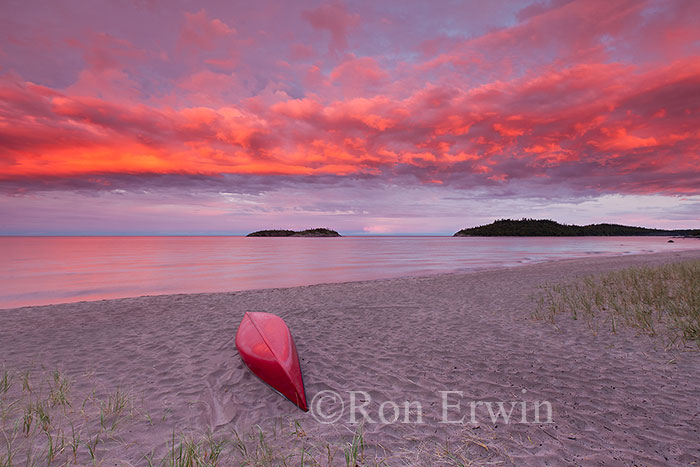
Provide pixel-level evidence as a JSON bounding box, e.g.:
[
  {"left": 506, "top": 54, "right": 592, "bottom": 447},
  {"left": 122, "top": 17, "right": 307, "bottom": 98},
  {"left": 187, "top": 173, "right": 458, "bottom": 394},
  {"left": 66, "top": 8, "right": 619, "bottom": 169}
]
[
  {"left": 151, "top": 432, "right": 225, "bottom": 467},
  {"left": 0, "top": 369, "right": 492, "bottom": 466},
  {"left": 0, "top": 368, "right": 136, "bottom": 466},
  {"left": 343, "top": 424, "right": 366, "bottom": 466},
  {"left": 533, "top": 259, "right": 700, "bottom": 345}
]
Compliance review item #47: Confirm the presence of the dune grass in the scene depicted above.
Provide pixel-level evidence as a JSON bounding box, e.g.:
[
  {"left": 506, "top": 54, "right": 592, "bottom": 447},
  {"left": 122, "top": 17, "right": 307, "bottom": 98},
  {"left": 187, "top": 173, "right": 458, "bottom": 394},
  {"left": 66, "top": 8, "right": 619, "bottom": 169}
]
[
  {"left": 1, "top": 369, "right": 497, "bottom": 466},
  {"left": 0, "top": 367, "right": 136, "bottom": 467},
  {"left": 146, "top": 421, "right": 506, "bottom": 466},
  {"left": 144, "top": 422, "right": 380, "bottom": 466},
  {"left": 533, "top": 259, "right": 700, "bottom": 346}
]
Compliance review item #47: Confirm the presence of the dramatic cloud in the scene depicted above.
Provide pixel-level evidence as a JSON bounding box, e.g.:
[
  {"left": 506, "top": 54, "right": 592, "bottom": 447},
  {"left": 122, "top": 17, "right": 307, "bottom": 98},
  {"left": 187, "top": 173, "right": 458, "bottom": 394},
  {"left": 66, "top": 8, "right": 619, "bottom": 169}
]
[{"left": 1, "top": 0, "right": 699, "bottom": 233}]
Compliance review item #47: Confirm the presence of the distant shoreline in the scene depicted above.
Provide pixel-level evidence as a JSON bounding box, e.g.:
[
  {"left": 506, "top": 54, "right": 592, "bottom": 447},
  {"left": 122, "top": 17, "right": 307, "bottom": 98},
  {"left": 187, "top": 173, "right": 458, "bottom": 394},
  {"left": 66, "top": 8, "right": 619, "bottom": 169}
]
[
  {"left": 455, "top": 219, "right": 700, "bottom": 237},
  {"left": 246, "top": 228, "right": 341, "bottom": 237}
]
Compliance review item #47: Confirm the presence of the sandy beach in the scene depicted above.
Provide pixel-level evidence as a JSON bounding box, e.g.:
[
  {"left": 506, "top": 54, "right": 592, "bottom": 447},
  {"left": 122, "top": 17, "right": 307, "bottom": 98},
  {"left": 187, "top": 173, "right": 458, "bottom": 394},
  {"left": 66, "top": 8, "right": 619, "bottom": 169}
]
[{"left": 2, "top": 249, "right": 700, "bottom": 466}]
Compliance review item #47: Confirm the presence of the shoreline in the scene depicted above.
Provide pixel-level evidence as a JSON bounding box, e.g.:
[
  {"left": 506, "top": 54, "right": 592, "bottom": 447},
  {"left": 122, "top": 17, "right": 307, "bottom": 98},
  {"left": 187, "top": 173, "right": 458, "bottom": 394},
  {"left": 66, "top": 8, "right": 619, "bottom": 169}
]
[
  {"left": 2, "top": 249, "right": 700, "bottom": 465},
  {"left": 2, "top": 235, "right": 698, "bottom": 311},
  {"left": 3, "top": 245, "right": 699, "bottom": 312}
]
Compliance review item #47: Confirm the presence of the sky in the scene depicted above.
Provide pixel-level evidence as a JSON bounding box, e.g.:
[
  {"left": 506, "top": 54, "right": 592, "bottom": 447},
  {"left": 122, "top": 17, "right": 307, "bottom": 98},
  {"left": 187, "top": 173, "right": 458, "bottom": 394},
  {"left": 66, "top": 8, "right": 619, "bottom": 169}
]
[{"left": 1, "top": 0, "right": 699, "bottom": 235}]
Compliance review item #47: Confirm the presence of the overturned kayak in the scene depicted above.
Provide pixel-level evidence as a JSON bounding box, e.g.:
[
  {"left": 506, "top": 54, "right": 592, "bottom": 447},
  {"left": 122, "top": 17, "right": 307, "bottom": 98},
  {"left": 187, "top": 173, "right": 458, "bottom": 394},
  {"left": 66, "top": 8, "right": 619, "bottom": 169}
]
[{"left": 235, "top": 312, "right": 308, "bottom": 411}]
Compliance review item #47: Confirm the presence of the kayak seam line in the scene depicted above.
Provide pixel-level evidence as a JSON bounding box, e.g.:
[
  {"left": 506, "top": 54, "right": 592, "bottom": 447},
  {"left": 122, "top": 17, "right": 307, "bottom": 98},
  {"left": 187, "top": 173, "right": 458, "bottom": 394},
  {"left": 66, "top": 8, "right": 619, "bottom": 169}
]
[{"left": 245, "top": 312, "right": 297, "bottom": 394}]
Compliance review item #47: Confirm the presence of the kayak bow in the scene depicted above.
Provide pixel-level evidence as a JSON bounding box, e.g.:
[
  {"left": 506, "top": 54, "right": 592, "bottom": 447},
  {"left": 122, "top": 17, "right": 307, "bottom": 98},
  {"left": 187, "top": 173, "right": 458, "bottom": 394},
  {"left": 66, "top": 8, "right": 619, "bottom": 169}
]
[{"left": 235, "top": 312, "right": 308, "bottom": 411}]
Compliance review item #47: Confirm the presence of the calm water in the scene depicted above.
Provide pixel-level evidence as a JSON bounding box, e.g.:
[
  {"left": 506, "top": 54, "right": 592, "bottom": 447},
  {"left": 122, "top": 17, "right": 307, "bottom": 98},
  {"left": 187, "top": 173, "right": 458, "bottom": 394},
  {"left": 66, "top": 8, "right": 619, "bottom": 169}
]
[{"left": 1, "top": 236, "right": 698, "bottom": 309}]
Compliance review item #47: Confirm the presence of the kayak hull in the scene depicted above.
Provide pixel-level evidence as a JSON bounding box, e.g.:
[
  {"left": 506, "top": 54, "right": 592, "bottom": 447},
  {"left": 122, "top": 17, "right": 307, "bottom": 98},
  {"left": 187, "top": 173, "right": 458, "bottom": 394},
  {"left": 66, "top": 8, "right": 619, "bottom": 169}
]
[{"left": 235, "top": 312, "right": 308, "bottom": 411}]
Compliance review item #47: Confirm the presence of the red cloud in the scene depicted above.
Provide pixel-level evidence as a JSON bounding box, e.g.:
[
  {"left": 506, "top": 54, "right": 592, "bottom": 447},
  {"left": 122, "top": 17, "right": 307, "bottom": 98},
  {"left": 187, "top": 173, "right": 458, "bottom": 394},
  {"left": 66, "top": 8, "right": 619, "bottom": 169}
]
[
  {"left": 2, "top": 0, "right": 700, "bottom": 197},
  {"left": 4, "top": 54, "right": 700, "bottom": 195}
]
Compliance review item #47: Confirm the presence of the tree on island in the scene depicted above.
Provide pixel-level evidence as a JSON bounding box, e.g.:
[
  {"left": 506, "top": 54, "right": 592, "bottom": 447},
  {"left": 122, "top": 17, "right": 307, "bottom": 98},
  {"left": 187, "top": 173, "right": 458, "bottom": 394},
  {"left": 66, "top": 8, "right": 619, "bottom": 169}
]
[
  {"left": 247, "top": 228, "right": 341, "bottom": 237},
  {"left": 454, "top": 219, "right": 700, "bottom": 237}
]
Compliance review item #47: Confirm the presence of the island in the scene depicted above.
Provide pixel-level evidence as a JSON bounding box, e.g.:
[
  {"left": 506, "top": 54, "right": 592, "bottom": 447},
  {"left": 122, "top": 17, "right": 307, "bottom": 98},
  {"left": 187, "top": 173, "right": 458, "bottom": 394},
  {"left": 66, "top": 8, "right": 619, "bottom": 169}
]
[
  {"left": 246, "top": 228, "right": 341, "bottom": 237},
  {"left": 454, "top": 219, "right": 700, "bottom": 237}
]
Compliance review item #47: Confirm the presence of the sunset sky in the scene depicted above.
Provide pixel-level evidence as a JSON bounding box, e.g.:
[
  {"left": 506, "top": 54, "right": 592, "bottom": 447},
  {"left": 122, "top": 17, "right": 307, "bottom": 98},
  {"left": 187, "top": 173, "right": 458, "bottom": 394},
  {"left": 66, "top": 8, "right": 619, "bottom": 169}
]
[{"left": 1, "top": 0, "right": 699, "bottom": 234}]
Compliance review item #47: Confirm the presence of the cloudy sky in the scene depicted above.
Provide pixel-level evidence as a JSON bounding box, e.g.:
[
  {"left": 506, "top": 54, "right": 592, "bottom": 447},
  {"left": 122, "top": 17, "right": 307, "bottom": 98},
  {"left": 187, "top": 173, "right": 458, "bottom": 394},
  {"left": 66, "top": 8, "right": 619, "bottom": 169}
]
[{"left": 1, "top": 0, "right": 699, "bottom": 234}]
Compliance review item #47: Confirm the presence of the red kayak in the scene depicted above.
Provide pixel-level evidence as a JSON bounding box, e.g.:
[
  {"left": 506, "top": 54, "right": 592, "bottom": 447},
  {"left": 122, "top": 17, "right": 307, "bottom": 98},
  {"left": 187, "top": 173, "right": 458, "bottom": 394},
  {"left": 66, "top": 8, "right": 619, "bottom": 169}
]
[{"left": 235, "top": 312, "right": 308, "bottom": 411}]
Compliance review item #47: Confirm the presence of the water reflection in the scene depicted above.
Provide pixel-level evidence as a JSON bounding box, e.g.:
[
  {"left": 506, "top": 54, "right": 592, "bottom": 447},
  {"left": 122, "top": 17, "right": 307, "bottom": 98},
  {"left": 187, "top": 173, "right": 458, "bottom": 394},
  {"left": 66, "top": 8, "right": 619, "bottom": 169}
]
[{"left": 0, "top": 236, "right": 696, "bottom": 309}]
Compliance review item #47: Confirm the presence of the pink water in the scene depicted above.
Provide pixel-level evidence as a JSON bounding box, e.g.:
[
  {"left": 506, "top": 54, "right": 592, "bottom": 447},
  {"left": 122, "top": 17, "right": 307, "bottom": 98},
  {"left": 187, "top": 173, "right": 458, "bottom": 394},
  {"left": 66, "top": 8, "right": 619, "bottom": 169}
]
[{"left": 1, "top": 236, "right": 697, "bottom": 309}]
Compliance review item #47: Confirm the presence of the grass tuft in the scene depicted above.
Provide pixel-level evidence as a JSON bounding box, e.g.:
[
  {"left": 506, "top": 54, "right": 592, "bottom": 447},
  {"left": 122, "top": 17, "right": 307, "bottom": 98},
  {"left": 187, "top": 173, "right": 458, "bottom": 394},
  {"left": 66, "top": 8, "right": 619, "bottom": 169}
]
[
  {"left": 0, "top": 369, "right": 137, "bottom": 466},
  {"left": 48, "top": 370, "right": 70, "bottom": 408},
  {"left": 162, "top": 431, "right": 225, "bottom": 467},
  {"left": 343, "top": 424, "right": 365, "bottom": 467},
  {"left": 533, "top": 259, "right": 700, "bottom": 346},
  {"left": 0, "top": 370, "right": 12, "bottom": 395}
]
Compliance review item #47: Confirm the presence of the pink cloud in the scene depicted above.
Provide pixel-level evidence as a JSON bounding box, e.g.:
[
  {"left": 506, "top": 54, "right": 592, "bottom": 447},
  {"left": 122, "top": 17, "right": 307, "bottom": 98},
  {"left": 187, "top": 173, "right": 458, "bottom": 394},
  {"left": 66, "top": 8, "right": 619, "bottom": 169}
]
[
  {"left": 301, "top": 2, "right": 360, "bottom": 52},
  {"left": 7, "top": 49, "right": 700, "bottom": 196},
  {"left": 290, "top": 43, "right": 315, "bottom": 60},
  {"left": 271, "top": 97, "right": 322, "bottom": 119},
  {"left": 72, "top": 33, "right": 148, "bottom": 72},
  {"left": 176, "top": 69, "right": 244, "bottom": 106},
  {"left": 179, "top": 9, "right": 236, "bottom": 50},
  {"left": 2, "top": 0, "right": 700, "bottom": 203},
  {"left": 330, "top": 56, "right": 388, "bottom": 93}
]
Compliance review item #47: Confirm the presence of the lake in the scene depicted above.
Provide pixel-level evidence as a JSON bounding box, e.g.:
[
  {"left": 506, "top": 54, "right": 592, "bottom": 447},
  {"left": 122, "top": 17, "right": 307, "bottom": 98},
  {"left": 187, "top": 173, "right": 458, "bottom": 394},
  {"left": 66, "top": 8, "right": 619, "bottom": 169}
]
[{"left": 1, "top": 236, "right": 697, "bottom": 309}]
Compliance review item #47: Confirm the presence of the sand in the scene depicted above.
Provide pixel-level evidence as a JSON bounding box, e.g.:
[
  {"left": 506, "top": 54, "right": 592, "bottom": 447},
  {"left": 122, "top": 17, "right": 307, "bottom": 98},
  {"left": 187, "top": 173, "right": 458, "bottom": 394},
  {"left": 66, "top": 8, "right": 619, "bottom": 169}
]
[{"left": 1, "top": 249, "right": 700, "bottom": 466}]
